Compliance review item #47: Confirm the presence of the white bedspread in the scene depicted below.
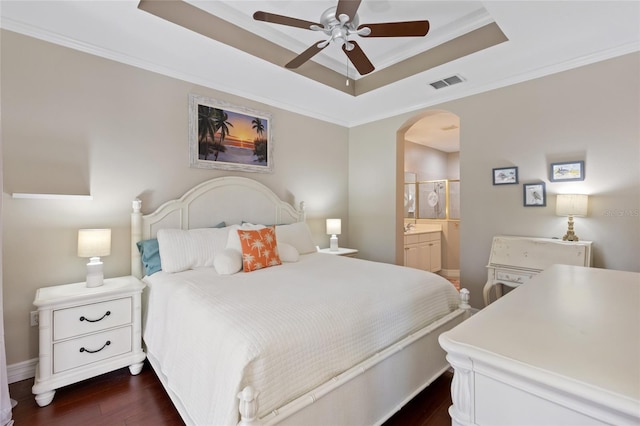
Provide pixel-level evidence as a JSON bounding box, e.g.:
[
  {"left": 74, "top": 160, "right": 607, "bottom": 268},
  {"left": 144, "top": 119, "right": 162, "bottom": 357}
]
[{"left": 143, "top": 252, "right": 460, "bottom": 426}]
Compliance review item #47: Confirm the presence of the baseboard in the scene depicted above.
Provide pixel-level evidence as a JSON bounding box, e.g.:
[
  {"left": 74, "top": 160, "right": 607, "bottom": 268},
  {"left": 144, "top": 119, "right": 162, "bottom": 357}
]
[{"left": 7, "top": 358, "right": 37, "bottom": 384}]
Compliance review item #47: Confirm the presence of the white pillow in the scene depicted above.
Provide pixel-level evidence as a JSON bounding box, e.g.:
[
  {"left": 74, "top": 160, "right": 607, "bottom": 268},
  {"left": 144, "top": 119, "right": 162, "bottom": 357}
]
[
  {"left": 277, "top": 242, "right": 300, "bottom": 263},
  {"left": 157, "top": 228, "right": 221, "bottom": 273},
  {"left": 214, "top": 248, "right": 243, "bottom": 275},
  {"left": 226, "top": 223, "right": 265, "bottom": 254},
  {"left": 275, "top": 222, "right": 316, "bottom": 254}
]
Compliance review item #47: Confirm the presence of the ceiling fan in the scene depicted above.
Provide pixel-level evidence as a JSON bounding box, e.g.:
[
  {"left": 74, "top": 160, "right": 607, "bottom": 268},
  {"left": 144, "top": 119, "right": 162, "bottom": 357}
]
[{"left": 253, "top": 0, "right": 430, "bottom": 76}]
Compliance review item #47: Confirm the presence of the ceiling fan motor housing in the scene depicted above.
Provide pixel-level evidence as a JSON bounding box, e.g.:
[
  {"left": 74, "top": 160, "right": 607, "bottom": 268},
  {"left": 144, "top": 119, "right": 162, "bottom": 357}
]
[{"left": 313, "top": 6, "right": 361, "bottom": 50}]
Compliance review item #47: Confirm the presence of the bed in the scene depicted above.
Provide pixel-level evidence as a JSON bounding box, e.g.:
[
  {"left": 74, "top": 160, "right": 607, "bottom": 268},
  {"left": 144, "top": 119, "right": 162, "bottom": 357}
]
[{"left": 130, "top": 176, "right": 470, "bottom": 426}]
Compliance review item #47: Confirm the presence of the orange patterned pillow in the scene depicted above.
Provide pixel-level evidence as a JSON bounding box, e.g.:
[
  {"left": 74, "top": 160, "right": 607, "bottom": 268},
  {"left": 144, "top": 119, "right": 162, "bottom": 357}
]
[{"left": 237, "top": 226, "right": 282, "bottom": 272}]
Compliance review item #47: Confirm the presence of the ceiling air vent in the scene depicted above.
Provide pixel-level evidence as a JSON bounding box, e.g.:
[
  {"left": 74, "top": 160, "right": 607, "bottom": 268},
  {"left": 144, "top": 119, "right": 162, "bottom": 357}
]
[{"left": 429, "top": 74, "right": 465, "bottom": 90}]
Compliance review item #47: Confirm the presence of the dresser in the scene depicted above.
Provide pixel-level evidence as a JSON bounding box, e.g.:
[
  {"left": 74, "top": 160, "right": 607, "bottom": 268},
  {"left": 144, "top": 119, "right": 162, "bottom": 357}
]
[
  {"left": 440, "top": 265, "right": 640, "bottom": 425},
  {"left": 32, "top": 276, "right": 146, "bottom": 407},
  {"left": 483, "top": 235, "right": 592, "bottom": 305}
]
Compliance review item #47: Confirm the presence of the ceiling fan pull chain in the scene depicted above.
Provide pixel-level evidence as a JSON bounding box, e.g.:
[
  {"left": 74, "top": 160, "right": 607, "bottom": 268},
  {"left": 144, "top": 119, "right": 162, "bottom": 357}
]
[{"left": 346, "top": 56, "right": 350, "bottom": 86}]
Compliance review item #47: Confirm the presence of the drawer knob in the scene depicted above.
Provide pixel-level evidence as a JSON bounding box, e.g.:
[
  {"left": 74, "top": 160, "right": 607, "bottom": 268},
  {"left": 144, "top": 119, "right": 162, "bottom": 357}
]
[
  {"left": 79, "top": 311, "right": 111, "bottom": 323},
  {"left": 80, "top": 340, "right": 111, "bottom": 354}
]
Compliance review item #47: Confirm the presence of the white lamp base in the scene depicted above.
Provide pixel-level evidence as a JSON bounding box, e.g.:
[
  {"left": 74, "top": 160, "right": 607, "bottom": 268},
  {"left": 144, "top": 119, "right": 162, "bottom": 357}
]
[
  {"left": 329, "top": 235, "right": 339, "bottom": 251},
  {"left": 86, "top": 257, "right": 104, "bottom": 288}
]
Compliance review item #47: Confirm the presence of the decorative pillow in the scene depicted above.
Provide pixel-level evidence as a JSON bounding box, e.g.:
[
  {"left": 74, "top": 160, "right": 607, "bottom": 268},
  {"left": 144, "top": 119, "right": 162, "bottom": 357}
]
[
  {"left": 136, "top": 238, "right": 162, "bottom": 276},
  {"left": 237, "top": 226, "right": 281, "bottom": 272},
  {"left": 226, "top": 223, "right": 265, "bottom": 254},
  {"left": 214, "top": 248, "right": 243, "bottom": 275},
  {"left": 275, "top": 222, "right": 316, "bottom": 254},
  {"left": 136, "top": 221, "right": 225, "bottom": 276},
  {"left": 157, "top": 228, "right": 222, "bottom": 273},
  {"left": 277, "top": 242, "right": 299, "bottom": 263}
]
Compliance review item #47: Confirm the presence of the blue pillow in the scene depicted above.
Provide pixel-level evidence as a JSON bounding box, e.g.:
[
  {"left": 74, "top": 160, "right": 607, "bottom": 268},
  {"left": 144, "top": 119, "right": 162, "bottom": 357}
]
[
  {"left": 136, "top": 221, "right": 226, "bottom": 276},
  {"left": 137, "top": 238, "right": 161, "bottom": 276}
]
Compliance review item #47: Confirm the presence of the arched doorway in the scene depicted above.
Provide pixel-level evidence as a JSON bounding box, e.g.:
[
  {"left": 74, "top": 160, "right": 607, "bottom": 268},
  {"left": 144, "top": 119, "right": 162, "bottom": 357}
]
[{"left": 396, "top": 110, "right": 460, "bottom": 280}]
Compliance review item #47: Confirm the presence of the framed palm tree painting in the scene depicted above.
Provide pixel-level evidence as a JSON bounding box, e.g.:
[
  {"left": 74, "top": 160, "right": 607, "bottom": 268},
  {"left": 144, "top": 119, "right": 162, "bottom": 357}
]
[{"left": 189, "top": 94, "right": 273, "bottom": 173}]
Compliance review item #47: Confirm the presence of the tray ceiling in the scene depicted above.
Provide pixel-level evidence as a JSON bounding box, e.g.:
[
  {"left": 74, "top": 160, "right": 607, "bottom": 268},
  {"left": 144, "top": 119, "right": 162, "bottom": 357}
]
[{"left": 1, "top": 1, "right": 638, "bottom": 127}]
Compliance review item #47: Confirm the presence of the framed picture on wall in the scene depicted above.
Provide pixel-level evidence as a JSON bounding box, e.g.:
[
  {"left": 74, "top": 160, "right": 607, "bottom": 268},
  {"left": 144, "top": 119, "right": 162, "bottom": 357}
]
[
  {"left": 523, "top": 182, "right": 546, "bottom": 207},
  {"left": 550, "top": 161, "right": 584, "bottom": 182},
  {"left": 189, "top": 94, "right": 273, "bottom": 173},
  {"left": 492, "top": 166, "right": 519, "bottom": 185}
]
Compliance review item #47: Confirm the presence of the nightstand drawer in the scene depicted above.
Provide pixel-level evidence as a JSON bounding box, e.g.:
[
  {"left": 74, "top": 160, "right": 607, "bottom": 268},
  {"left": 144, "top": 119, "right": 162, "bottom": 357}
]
[
  {"left": 53, "top": 326, "right": 132, "bottom": 373},
  {"left": 53, "top": 297, "right": 132, "bottom": 340},
  {"left": 495, "top": 270, "right": 535, "bottom": 286}
]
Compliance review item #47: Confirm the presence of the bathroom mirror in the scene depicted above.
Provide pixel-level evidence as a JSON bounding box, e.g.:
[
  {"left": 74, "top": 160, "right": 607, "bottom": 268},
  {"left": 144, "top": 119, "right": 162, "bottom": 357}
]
[{"left": 404, "top": 172, "right": 417, "bottom": 218}]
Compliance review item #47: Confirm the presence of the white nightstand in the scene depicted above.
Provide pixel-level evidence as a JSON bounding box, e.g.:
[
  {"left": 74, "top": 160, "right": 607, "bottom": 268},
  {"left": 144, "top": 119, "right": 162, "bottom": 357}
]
[
  {"left": 32, "top": 275, "right": 146, "bottom": 407},
  {"left": 318, "top": 247, "right": 358, "bottom": 257}
]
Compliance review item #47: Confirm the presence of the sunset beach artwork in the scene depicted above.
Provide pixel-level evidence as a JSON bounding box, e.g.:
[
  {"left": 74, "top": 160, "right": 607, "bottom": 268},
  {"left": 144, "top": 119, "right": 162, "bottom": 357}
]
[{"left": 189, "top": 94, "right": 273, "bottom": 173}]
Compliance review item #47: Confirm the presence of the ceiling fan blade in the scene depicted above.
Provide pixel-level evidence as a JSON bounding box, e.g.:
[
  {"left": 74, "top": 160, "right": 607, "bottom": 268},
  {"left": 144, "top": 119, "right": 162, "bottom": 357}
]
[
  {"left": 285, "top": 42, "right": 327, "bottom": 69},
  {"left": 253, "top": 11, "right": 320, "bottom": 30},
  {"left": 342, "top": 41, "right": 375, "bottom": 75},
  {"left": 336, "top": 0, "right": 362, "bottom": 22},
  {"left": 358, "top": 20, "right": 430, "bottom": 37}
]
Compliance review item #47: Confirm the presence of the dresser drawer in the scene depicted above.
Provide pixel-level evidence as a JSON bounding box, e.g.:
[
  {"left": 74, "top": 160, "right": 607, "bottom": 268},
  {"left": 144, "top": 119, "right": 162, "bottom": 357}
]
[
  {"left": 53, "top": 326, "right": 132, "bottom": 373},
  {"left": 495, "top": 270, "right": 535, "bottom": 286},
  {"left": 53, "top": 297, "right": 132, "bottom": 341}
]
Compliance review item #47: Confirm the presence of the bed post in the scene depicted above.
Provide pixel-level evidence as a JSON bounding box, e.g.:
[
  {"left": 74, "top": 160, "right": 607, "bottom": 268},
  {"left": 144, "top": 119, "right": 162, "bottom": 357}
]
[
  {"left": 237, "top": 386, "right": 262, "bottom": 426},
  {"left": 131, "top": 199, "right": 142, "bottom": 278},
  {"left": 459, "top": 288, "right": 471, "bottom": 319}
]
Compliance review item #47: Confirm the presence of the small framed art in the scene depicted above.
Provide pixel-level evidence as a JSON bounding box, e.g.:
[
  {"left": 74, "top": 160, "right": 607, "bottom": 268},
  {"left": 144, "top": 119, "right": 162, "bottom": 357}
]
[
  {"left": 492, "top": 167, "right": 518, "bottom": 185},
  {"left": 523, "top": 182, "right": 546, "bottom": 207},
  {"left": 550, "top": 161, "right": 584, "bottom": 182}
]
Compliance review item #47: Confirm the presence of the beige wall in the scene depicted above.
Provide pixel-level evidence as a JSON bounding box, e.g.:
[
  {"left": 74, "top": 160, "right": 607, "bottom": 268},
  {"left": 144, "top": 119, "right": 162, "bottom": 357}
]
[
  {"left": 404, "top": 142, "right": 460, "bottom": 182},
  {"left": 350, "top": 52, "right": 640, "bottom": 308},
  {"left": 1, "top": 31, "right": 349, "bottom": 365}
]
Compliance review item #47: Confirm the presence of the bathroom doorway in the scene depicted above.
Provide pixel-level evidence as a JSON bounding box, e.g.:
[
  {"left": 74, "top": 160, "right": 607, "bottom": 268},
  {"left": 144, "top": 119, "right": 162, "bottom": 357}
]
[{"left": 396, "top": 110, "right": 460, "bottom": 280}]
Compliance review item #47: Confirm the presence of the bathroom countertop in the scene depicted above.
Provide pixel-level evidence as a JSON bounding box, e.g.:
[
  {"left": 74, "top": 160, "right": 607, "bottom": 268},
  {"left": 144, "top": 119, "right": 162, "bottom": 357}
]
[{"left": 404, "top": 224, "right": 442, "bottom": 235}]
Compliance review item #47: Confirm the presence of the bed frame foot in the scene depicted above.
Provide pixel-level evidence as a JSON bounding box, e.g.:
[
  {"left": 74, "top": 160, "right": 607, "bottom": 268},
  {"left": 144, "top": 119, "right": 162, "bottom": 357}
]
[{"left": 238, "top": 386, "right": 262, "bottom": 426}]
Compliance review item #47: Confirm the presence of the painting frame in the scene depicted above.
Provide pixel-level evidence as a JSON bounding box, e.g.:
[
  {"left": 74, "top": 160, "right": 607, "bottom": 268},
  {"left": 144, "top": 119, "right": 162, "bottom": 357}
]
[
  {"left": 189, "top": 94, "right": 273, "bottom": 173},
  {"left": 523, "top": 182, "right": 546, "bottom": 207},
  {"left": 550, "top": 161, "right": 584, "bottom": 182},
  {"left": 492, "top": 166, "right": 519, "bottom": 185}
]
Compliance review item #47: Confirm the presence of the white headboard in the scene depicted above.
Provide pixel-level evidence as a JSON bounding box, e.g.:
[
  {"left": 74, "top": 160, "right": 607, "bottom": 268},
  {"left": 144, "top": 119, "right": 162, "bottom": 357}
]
[{"left": 131, "top": 176, "right": 305, "bottom": 278}]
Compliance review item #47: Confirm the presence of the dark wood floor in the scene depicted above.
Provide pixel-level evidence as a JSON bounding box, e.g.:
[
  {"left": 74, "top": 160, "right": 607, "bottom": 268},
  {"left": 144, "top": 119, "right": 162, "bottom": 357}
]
[{"left": 9, "top": 362, "right": 452, "bottom": 425}]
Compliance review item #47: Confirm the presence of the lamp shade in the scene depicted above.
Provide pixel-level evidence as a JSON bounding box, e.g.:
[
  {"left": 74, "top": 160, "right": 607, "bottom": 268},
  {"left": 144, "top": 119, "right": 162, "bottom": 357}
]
[
  {"left": 78, "top": 229, "right": 111, "bottom": 257},
  {"left": 326, "top": 219, "right": 341, "bottom": 235},
  {"left": 556, "top": 194, "right": 589, "bottom": 217}
]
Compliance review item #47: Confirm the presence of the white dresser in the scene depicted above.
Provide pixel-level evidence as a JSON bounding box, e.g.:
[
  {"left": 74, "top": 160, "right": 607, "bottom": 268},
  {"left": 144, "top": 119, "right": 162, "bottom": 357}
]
[
  {"left": 32, "top": 276, "right": 146, "bottom": 406},
  {"left": 440, "top": 265, "right": 640, "bottom": 425},
  {"left": 483, "top": 235, "right": 592, "bottom": 305}
]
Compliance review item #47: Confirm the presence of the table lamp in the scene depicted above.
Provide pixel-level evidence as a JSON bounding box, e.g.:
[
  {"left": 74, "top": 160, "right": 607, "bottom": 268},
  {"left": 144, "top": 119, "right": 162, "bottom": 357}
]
[
  {"left": 326, "top": 219, "right": 341, "bottom": 251},
  {"left": 556, "top": 194, "right": 588, "bottom": 241},
  {"left": 78, "top": 229, "right": 111, "bottom": 287}
]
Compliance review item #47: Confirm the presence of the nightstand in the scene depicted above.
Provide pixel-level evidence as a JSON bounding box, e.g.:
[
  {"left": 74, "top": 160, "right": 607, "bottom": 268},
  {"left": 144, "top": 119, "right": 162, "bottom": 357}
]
[
  {"left": 318, "top": 247, "right": 358, "bottom": 257},
  {"left": 32, "top": 275, "right": 146, "bottom": 407}
]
